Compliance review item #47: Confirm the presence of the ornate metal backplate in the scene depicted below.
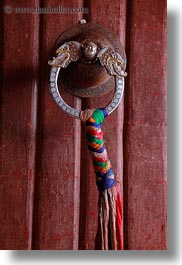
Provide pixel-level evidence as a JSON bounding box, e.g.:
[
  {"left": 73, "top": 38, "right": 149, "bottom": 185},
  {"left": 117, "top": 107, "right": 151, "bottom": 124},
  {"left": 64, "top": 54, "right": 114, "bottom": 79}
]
[{"left": 50, "top": 22, "right": 127, "bottom": 97}]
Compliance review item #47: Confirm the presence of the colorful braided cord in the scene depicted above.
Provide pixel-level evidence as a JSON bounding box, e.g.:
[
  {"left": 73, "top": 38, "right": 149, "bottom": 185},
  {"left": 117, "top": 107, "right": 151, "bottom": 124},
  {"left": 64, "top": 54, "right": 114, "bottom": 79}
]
[{"left": 85, "top": 108, "right": 116, "bottom": 192}]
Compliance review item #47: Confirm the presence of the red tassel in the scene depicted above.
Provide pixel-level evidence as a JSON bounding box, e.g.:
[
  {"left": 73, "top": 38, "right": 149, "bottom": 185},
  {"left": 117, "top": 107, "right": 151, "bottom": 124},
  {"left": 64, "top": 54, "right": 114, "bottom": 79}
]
[
  {"left": 95, "top": 185, "right": 123, "bottom": 250},
  {"left": 115, "top": 185, "right": 123, "bottom": 250}
]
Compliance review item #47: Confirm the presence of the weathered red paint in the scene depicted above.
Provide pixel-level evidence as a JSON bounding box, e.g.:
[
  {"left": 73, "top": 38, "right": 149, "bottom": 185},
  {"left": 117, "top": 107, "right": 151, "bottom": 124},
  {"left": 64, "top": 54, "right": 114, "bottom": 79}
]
[
  {"left": 31, "top": 0, "right": 82, "bottom": 250},
  {"left": 0, "top": 0, "right": 167, "bottom": 250},
  {"left": 78, "top": 0, "right": 127, "bottom": 250},
  {"left": 123, "top": 0, "right": 167, "bottom": 249},
  {"left": 0, "top": 0, "right": 39, "bottom": 250}
]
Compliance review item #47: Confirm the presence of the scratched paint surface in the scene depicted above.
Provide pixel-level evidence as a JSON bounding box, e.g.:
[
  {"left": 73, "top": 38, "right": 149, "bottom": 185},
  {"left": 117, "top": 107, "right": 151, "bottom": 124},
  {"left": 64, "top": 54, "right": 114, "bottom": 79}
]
[
  {"left": 31, "top": 0, "right": 82, "bottom": 250},
  {"left": 79, "top": 0, "right": 127, "bottom": 250},
  {"left": 124, "top": 0, "right": 167, "bottom": 249},
  {"left": 0, "top": 0, "right": 167, "bottom": 250},
  {"left": 0, "top": 0, "right": 39, "bottom": 249}
]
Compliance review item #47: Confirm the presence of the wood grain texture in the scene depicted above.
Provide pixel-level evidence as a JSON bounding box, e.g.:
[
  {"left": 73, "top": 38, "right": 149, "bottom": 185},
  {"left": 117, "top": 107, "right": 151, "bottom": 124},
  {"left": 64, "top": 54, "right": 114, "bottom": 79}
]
[
  {"left": 0, "top": 0, "right": 167, "bottom": 250},
  {"left": 31, "top": 0, "right": 83, "bottom": 250},
  {"left": 79, "top": 0, "right": 127, "bottom": 250},
  {"left": 123, "top": 0, "right": 167, "bottom": 249},
  {"left": 0, "top": 0, "right": 39, "bottom": 249}
]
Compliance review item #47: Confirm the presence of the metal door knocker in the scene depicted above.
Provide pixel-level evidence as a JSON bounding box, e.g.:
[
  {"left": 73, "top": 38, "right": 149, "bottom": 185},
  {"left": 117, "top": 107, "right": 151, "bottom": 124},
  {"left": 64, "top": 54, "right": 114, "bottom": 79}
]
[{"left": 48, "top": 20, "right": 127, "bottom": 250}]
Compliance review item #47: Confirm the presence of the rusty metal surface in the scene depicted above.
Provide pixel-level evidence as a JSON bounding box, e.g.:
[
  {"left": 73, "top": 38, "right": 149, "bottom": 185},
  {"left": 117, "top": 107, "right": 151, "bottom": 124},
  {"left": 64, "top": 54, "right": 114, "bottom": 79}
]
[
  {"left": 52, "top": 22, "right": 126, "bottom": 97},
  {"left": 49, "top": 64, "right": 125, "bottom": 118}
]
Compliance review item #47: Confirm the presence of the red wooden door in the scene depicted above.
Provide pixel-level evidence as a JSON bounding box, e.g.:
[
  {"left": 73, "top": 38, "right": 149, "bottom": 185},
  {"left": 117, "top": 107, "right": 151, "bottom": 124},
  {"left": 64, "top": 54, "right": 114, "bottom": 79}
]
[{"left": 0, "top": 0, "right": 167, "bottom": 250}]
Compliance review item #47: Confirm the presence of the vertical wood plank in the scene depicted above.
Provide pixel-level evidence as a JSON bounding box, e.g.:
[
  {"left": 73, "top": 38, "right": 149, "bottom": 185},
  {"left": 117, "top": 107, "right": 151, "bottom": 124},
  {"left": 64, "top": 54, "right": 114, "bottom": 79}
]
[
  {"left": 32, "top": 0, "right": 83, "bottom": 250},
  {"left": 124, "top": 0, "right": 167, "bottom": 249},
  {"left": 0, "top": 0, "right": 39, "bottom": 249},
  {"left": 79, "top": 0, "right": 127, "bottom": 250}
]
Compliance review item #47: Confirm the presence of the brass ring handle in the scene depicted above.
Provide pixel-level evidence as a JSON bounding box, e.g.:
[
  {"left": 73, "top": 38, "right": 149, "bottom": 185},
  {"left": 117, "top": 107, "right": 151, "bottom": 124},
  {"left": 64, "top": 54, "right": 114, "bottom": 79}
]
[{"left": 48, "top": 41, "right": 127, "bottom": 119}]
